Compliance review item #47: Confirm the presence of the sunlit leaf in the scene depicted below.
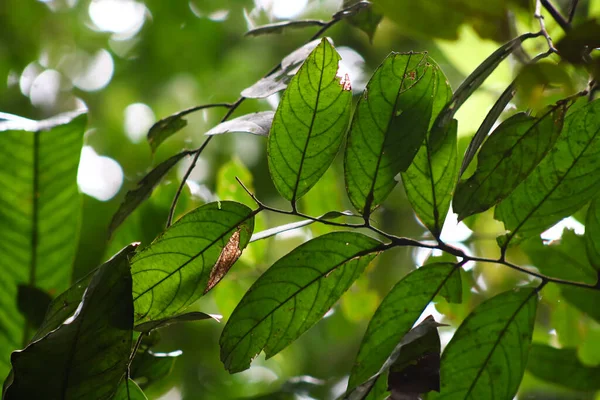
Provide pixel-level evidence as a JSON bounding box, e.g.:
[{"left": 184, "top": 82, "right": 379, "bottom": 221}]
[
  {"left": 344, "top": 52, "right": 450, "bottom": 216},
  {"left": 131, "top": 350, "right": 180, "bottom": 390},
  {"left": 131, "top": 201, "right": 255, "bottom": 322},
  {"left": 348, "top": 263, "right": 458, "bottom": 391},
  {"left": 205, "top": 111, "right": 274, "bottom": 136},
  {"left": 220, "top": 232, "right": 382, "bottom": 373},
  {"left": 401, "top": 119, "right": 458, "bottom": 237},
  {"left": 134, "top": 311, "right": 220, "bottom": 333},
  {"left": 527, "top": 344, "right": 600, "bottom": 391},
  {"left": 0, "top": 111, "right": 86, "bottom": 377},
  {"left": 585, "top": 198, "right": 600, "bottom": 270},
  {"left": 241, "top": 38, "right": 329, "bottom": 99},
  {"left": 16, "top": 285, "right": 51, "bottom": 330},
  {"left": 267, "top": 38, "right": 352, "bottom": 204},
  {"left": 340, "top": 1, "right": 382, "bottom": 41},
  {"left": 454, "top": 103, "right": 567, "bottom": 220},
  {"left": 108, "top": 151, "right": 192, "bottom": 238},
  {"left": 495, "top": 100, "right": 600, "bottom": 246},
  {"left": 114, "top": 379, "right": 147, "bottom": 400},
  {"left": 4, "top": 243, "right": 133, "bottom": 399},
  {"left": 245, "top": 20, "right": 327, "bottom": 37},
  {"left": 431, "top": 289, "right": 538, "bottom": 399}
]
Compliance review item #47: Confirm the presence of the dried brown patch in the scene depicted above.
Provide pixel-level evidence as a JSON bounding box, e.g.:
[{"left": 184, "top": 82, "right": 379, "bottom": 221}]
[{"left": 204, "top": 229, "right": 242, "bottom": 294}]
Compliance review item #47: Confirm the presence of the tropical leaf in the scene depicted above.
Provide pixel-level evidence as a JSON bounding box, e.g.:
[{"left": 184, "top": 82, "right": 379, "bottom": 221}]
[
  {"left": 401, "top": 119, "right": 458, "bottom": 237},
  {"left": 585, "top": 198, "right": 600, "bottom": 270},
  {"left": 4, "top": 242, "right": 133, "bottom": 400},
  {"left": 267, "top": 38, "right": 352, "bottom": 204},
  {"left": 527, "top": 344, "right": 600, "bottom": 391},
  {"left": 108, "top": 151, "right": 192, "bottom": 237},
  {"left": 344, "top": 52, "right": 451, "bottom": 216},
  {"left": 205, "top": 111, "right": 274, "bottom": 136},
  {"left": 347, "top": 263, "right": 459, "bottom": 391},
  {"left": 454, "top": 103, "right": 567, "bottom": 221},
  {"left": 16, "top": 285, "right": 52, "bottom": 331},
  {"left": 560, "top": 285, "right": 600, "bottom": 324},
  {"left": 220, "top": 231, "right": 382, "bottom": 373},
  {"left": 131, "top": 350, "right": 180, "bottom": 390},
  {"left": 131, "top": 201, "right": 255, "bottom": 322},
  {"left": 339, "top": 1, "right": 381, "bottom": 41},
  {"left": 245, "top": 20, "right": 327, "bottom": 37},
  {"left": 134, "top": 311, "right": 220, "bottom": 333},
  {"left": 431, "top": 289, "right": 538, "bottom": 399},
  {"left": 114, "top": 379, "right": 148, "bottom": 400},
  {"left": 495, "top": 99, "right": 600, "bottom": 246},
  {"left": 0, "top": 111, "right": 86, "bottom": 378}
]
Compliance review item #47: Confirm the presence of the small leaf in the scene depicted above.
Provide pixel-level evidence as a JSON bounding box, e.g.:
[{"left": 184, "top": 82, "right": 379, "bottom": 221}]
[
  {"left": 348, "top": 263, "right": 458, "bottom": 391},
  {"left": 205, "top": 111, "right": 274, "bottom": 136},
  {"left": 267, "top": 38, "right": 352, "bottom": 204},
  {"left": 339, "top": 1, "right": 382, "bottom": 42},
  {"left": 431, "top": 289, "right": 538, "bottom": 399},
  {"left": 401, "top": 119, "right": 458, "bottom": 237},
  {"left": 134, "top": 311, "right": 221, "bottom": 333},
  {"left": 131, "top": 350, "right": 180, "bottom": 389},
  {"left": 527, "top": 344, "right": 600, "bottom": 391},
  {"left": 585, "top": 198, "right": 600, "bottom": 270},
  {"left": 108, "top": 151, "right": 191, "bottom": 237},
  {"left": 147, "top": 115, "right": 187, "bottom": 153},
  {"left": 114, "top": 379, "right": 147, "bottom": 400},
  {"left": 241, "top": 38, "right": 329, "bottom": 99},
  {"left": 17, "top": 285, "right": 52, "bottom": 330},
  {"left": 4, "top": 241, "right": 133, "bottom": 400},
  {"left": 344, "top": 53, "right": 451, "bottom": 216},
  {"left": 220, "top": 231, "right": 382, "bottom": 373},
  {"left": 245, "top": 20, "right": 327, "bottom": 37},
  {"left": 495, "top": 99, "right": 600, "bottom": 246},
  {"left": 131, "top": 201, "right": 254, "bottom": 322},
  {"left": 454, "top": 103, "right": 567, "bottom": 221},
  {"left": 31, "top": 244, "right": 138, "bottom": 342}
]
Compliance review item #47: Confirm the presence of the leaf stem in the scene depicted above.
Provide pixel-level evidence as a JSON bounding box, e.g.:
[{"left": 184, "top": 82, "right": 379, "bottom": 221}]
[
  {"left": 540, "top": 0, "right": 571, "bottom": 31},
  {"left": 535, "top": 0, "right": 558, "bottom": 53}
]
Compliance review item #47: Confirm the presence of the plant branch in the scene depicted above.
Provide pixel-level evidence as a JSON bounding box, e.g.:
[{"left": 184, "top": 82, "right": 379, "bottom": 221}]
[
  {"left": 540, "top": 0, "right": 571, "bottom": 31},
  {"left": 567, "top": 0, "right": 579, "bottom": 23},
  {"left": 535, "top": 0, "right": 558, "bottom": 52}
]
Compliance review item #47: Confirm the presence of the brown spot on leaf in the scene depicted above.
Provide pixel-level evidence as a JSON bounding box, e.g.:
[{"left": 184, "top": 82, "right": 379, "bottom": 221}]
[{"left": 204, "top": 229, "right": 242, "bottom": 294}]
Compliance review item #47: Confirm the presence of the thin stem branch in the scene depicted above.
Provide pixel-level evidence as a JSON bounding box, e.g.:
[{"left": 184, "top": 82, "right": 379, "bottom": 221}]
[
  {"left": 127, "top": 333, "right": 145, "bottom": 380},
  {"left": 535, "top": 0, "right": 558, "bottom": 52},
  {"left": 541, "top": 0, "right": 571, "bottom": 31},
  {"left": 567, "top": 0, "right": 579, "bottom": 23}
]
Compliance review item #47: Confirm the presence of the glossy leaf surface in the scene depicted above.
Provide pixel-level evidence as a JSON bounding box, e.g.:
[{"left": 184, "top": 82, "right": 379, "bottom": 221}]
[
  {"left": 344, "top": 52, "right": 450, "bottom": 216},
  {"left": 432, "top": 289, "right": 537, "bottom": 399},
  {"left": 267, "top": 38, "right": 352, "bottom": 203},
  {"left": 245, "top": 20, "right": 326, "bottom": 37},
  {"left": 131, "top": 201, "right": 254, "bottom": 322},
  {"left": 220, "top": 232, "right": 382, "bottom": 373},
  {"left": 205, "top": 111, "right": 274, "bottom": 137},
  {"left": 495, "top": 100, "right": 600, "bottom": 245},
  {"left": 134, "top": 311, "right": 220, "bottom": 333},
  {"left": 0, "top": 111, "right": 86, "bottom": 377}
]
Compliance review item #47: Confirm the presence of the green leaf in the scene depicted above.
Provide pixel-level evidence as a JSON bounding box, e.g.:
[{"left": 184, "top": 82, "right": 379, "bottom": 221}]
[
  {"left": 0, "top": 111, "right": 86, "bottom": 377},
  {"left": 4, "top": 241, "right": 133, "bottom": 400},
  {"left": 344, "top": 53, "right": 451, "bottom": 216},
  {"left": 114, "top": 379, "right": 147, "bottom": 400},
  {"left": 134, "top": 311, "right": 220, "bottom": 333},
  {"left": 527, "top": 344, "right": 600, "bottom": 391},
  {"left": 147, "top": 114, "right": 187, "bottom": 153},
  {"left": 555, "top": 19, "right": 600, "bottom": 65},
  {"left": 348, "top": 263, "right": 458, "bottom": 391},
  {"left": 16, "top": 285, "right": 52, "bottom": 330},
  {"left": 220, "top": 231, "right": 382, "bottom": 373},
  {"left": 340, "top": 1, "right": 382, "bottom": 41},
  {"left": 454, "top": 104, "right": 567, "bottom": 221},
  {"left": 495, "top": 100, "right": 600, "bottom": 246},
  {"left": 267, "top": 38, "right": 352, "bottom": 204},
  {"left": 108, "top": 151, "right": 191, "bottom": 238},
  {"left": 431, "top": 289, "right": 538, "bottom": 399},
  {"left": 585, "top": 198, "right": 600, "bottom": 270},
  {"left": 131, "top": 350, "right": 179, "bottom": 389},
  {"left": 205, "top": 111, "right": 274, "bottom": 136},
  {"left": 241, "top": 38, "right": 326, "bottom": 99},
  {"left": 245, "top": 20, "right": 327, "bottom": 37},
  {"left": 523, "top": 230, "right": 597, "bottom": 284},
  {"left": 31, "top": 244, "right": 138, "bottom": 342},
  {"left": 131, "top": 201, "right": 255, "bottom": 322},
  {"left": 401, "top": 119, "right": 458, "bottom": 237},
  {"left": 560, "top": 285, "right": 600, "bottom": 324}
]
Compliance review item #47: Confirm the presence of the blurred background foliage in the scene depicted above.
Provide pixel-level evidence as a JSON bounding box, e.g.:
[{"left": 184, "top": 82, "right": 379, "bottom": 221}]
[{"left": 1, "top": 0, "right": 599, "bottom": 399}]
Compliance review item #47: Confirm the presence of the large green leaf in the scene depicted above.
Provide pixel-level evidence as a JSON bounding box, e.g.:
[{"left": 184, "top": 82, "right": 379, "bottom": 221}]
[
  {"left": 131, "top": 201, "right": 255, "bottom": 322},
  {"left": 220, "top": 232, "right": 382, "bottom": 373},
  {"left": 134, "top": 311, "right": 219, "bottom": 333},
  {"left": 344, "top": 52, "right": 451, "bottom": 216},
  {"left": 0, "top": 111, "right": 86, "bottom": 377},
  {"left": 267, "top": 38, "right": 352, "bottom": 204},
  {"left": 401, "top": 119, "right": 458, "bottom": 237},
  {"left": 4, "top": 240, "right": 133, "bottom": 399},
  {"left": 114, "top": 379, "right": 148, "bottom": 400},
  {"left": 131, "top": 350, "right": 180, "bottom": 390},
  {"left": 431, "top": 289, "right": 538, "bottom": 399},
  {"left": 527, "top": 344, "right": 600, "bottom": 391},
  {"left": 454, "top": 104, "right": 566, "bottom": 220},
  {"left": 585, "top": 198, "right": 600, "bottom": 270},
  {"left": 560, "top": 285, "right": 600, "bottom": 324},
  {"left": 495, "top": 100, "right": 600, "bottom": 246},
  {"left": 347, "top": 263, "right": 458, "bottom": 391}
]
